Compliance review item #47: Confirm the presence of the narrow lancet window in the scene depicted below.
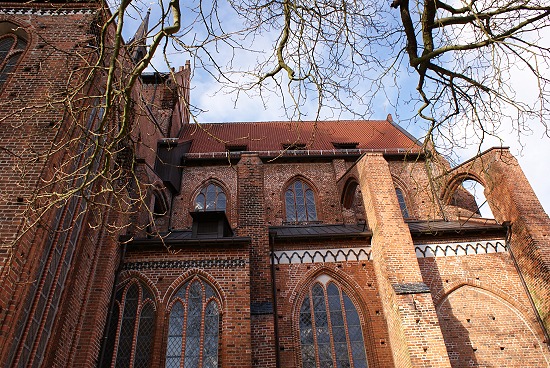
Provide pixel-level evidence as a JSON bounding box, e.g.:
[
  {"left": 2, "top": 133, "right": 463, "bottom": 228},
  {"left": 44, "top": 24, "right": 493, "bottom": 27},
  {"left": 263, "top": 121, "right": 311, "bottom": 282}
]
[
  {"left": 0, "top": 27, "right": 27, "bottom": 90},
  {"left": 395, "top": 187, "right": 410, "bottom": 218},
  {"left": 285, "top": 179, "right": 318, "bottom": 222},
  {"left": 166, "top": 278, "right": 220, "bottom": 368}
]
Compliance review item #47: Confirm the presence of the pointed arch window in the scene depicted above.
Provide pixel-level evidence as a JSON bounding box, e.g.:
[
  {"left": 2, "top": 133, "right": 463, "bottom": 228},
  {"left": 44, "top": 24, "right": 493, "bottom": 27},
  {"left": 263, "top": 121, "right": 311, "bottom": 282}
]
[
  {"left": 285, "top": 179, "right": 318, "bottom": 222},
  {"left": 395, "top": 187, "right": 410, "bottom": 219},
  {"left": 194, "top": 183, "right": 226, "bottom": 212},
  {"left": 166, "top": 278, "right": 220, "bottom": 368},
  {"left": 0, "top": 26, "right": 27, "bottom": 91},
  {"left": 299, "top": 281, "right": 368, "bottom": 368},
  {"left": 100, "top": 279, "right": 156, "bottom": 368}
]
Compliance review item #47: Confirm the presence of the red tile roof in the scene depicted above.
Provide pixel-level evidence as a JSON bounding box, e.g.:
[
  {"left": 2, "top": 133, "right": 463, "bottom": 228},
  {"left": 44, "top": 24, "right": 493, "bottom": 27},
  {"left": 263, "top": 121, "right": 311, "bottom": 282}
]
[{"left": 180, "top": 119, "right": 421, "bottom": 153}]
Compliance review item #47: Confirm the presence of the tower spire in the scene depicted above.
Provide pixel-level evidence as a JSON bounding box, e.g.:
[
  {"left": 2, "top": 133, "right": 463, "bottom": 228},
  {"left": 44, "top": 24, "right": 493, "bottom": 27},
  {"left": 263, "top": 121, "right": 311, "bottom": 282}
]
[{"left": 129, "top": 8, "right": 150, "bottom": 63}]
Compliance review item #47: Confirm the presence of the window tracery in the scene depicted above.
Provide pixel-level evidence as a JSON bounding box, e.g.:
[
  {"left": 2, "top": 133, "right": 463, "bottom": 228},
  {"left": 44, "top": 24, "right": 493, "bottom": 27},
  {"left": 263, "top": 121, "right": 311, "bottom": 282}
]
[
  {"left": 0, "top": 26, "right": 27, "bottom": 90},
  {"left": 194, "top": 183, "right": 227, "bottom": 212},
  {"left": 166, "top": 278, "right": 220, "bottom": 368},
  {"left": 100, "top": 279, "right": 156, "bottom": 368},
  {"left": 299, "top": 281, "right": 368, "bottom": 368},
  {"left": 285, "top": 179, "right": 318, "bottom": 222}
]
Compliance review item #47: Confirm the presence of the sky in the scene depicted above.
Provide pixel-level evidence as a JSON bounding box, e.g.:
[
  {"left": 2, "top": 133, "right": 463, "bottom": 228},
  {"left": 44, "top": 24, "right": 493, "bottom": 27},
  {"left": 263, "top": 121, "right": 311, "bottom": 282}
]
[{"left": 121, "top": 0, "right": 550, "bottom": 217}]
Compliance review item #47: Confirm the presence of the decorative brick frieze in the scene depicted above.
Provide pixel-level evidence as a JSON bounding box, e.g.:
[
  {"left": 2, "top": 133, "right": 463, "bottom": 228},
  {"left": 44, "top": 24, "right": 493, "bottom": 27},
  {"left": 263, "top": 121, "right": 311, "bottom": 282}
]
[
  {"left": 415, "top": 239, "right": 506, "bottom": 258},
  {"left": 0, "top": 8, "right": 96, "bottom": 16},
  {"left": 272, "top": 246, "right": 371, "bottom": 264},
  {"left": 122, "top": 259, "right": 247, "bottom": 271}
]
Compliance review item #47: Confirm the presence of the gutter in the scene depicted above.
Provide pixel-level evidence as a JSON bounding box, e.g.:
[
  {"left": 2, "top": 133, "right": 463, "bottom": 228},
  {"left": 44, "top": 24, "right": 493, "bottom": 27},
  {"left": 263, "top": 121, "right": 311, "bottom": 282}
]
[
  {"left": 270, "top": 232, "right": 281, "bottom": 368},
  {"left": 127, "top": 236, "right": 251, "bottom": 248}
]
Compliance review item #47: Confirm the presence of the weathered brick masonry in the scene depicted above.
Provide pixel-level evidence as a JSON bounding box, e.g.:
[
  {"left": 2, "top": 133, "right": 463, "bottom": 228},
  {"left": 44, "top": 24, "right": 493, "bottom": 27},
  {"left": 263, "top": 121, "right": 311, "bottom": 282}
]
[{"left": 1, "top": 1, "right": 550, "bottom": 367}]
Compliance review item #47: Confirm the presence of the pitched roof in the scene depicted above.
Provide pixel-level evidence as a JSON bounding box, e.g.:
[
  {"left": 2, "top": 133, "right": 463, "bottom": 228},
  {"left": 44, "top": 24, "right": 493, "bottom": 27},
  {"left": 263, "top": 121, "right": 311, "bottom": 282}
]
[
  {"left": 180, "top": 120, "right": 421, "bottom": 153},
  {"left": 269, "top": 223, "right": 371, "bottom": 241},
  {"left": 407, "top": 219, "right": 505, "bottom": 236}
]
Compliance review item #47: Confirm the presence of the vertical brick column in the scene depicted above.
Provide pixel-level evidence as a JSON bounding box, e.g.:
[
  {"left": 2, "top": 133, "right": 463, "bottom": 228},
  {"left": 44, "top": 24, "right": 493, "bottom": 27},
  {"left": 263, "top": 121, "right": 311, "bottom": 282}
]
[
  {"left": 237, "top": 153, "right": 276, "bottom": 368},
  {"left": 356, "top": 154, "right": 452, "bottom": 367},
  {"left": 479, "top": 149, "right": 550, "bottom": 332}
]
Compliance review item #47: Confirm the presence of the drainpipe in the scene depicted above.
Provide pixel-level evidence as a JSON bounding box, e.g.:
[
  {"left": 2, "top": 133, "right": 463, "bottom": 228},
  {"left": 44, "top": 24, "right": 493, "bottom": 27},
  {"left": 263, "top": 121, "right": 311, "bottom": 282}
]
[
  {"left": 504, "top": 221, "right": 550, "bottom": 349},
  {"left": 270, "top": 232, "right": 281, "bottom": 368}
]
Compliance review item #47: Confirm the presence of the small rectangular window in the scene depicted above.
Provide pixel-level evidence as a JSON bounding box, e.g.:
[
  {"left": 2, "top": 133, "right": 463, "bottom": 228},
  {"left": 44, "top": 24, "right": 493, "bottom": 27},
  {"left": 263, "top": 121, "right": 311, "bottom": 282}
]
[
  {"left": 332, "top": 142, "right": 359, "bottom": 149},
  {"left": 225, "top": 144, "right": 248, "bottom": 152}
]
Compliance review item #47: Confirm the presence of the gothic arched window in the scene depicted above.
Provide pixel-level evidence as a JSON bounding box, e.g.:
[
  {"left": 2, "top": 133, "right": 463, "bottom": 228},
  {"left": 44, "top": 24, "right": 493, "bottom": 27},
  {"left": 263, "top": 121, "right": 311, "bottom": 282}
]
[
  {"left": 299, "top": 281, "right": 368, "bottom": 368},
  {"left": 194, "top": 183, "right": 227, "bottom": 212},
  {"left": 166, "top": 278, "right": 220, "bottom": 368},
  {"left": 0, "top": 24, "right": 28, "bottom": 91},
  {"left": 395, "top": 187, "right": 410, "bottom": 218},
  {"left": 285, "top": 179, "right": 318, "bottom": 222},
  {"left": 100, "top": 279, "right": 156, "bottom": 368}
]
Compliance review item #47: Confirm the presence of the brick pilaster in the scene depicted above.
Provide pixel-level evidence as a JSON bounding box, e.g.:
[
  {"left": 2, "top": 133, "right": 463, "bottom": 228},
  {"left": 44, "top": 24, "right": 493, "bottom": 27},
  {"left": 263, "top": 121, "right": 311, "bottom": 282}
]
[
  {"left": 237, "top": 153, "right": 276, "bottom": 368},
  {"left": 356, "top": 153, "right": 452, "bottom": 367}
]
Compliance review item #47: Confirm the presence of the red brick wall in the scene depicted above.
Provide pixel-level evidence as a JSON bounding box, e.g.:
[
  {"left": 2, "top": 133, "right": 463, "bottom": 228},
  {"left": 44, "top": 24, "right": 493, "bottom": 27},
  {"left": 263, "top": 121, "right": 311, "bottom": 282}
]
[
  {"left": 440, "top": 148, "right": 550, "bottom": 332},
  {"left": 273, "top": 249, "right": 395, "bottom": 367},
  {"left": 0, "top": 4, "right": 170, "bottom": 367},
  {"left": 419, "top": 253, "right": 550, "bottom": 367},
  {"left": 0, "top": 7, "right": 106, "bottom": 366},
  {"left": 119, "top": 245, "right": 252, "bottom": 367},
  {"left": 172, "top": 164, "right": 238, "bottom": 229}
]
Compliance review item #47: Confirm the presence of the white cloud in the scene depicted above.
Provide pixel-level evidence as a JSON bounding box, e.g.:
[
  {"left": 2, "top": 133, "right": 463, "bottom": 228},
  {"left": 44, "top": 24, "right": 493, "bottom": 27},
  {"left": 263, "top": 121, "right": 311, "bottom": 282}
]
[{"left": 120, "top": 0, "right": 550, "bottom": 215}]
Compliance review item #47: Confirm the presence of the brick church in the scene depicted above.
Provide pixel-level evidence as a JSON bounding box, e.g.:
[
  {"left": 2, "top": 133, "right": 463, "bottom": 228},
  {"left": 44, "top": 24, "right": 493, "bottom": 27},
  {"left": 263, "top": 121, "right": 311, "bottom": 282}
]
[{"left": 1, "top": 1, "right": 550, "bottom": 367}]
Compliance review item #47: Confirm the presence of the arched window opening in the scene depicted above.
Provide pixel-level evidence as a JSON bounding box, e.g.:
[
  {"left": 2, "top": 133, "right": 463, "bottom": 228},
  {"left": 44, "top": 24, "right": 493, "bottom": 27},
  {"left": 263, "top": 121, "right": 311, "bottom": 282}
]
[
  {"left": 100, "top": 280, "right": 156, "bottom": 368},
  {"left": 452, "top": 179, "right": 494, "bottom": 218},
  {"left": 166, "top": 278, "right": 220, "bottom": 368},
  {"left": 0, "top": 23, "right": 28, "bottom": 91},
  {"left": 285, "top": 179, "right": 318, "bottom": 222},
  {"left": 341, "top": 179, "right": 359, "bottom": 209},
  {"left": 153, "top": 189, "right": 168, "bottom": 217},
  {"left": 299, "top": 281, "right": 368, "bottom": 368},
  {"left": 194, "top": 183, "right": 227, "bottom": 212},
  {"left": 395, "top": 187, "right": 410, "bottom": 219}
]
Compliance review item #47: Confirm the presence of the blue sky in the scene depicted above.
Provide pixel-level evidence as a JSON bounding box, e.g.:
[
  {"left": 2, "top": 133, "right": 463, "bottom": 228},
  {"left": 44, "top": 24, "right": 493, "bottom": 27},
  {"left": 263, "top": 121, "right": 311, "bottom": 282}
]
[{"left": 121, "top": 0, "right": 550, "bottom": 216}]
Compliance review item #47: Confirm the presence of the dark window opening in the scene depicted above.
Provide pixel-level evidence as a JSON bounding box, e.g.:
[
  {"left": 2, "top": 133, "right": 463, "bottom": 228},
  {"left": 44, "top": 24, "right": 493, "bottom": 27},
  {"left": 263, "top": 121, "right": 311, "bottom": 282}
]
[
  {"left": 225, "top": 144, "right": 248, "bottom": 152},
  {"left": 191, "top": 211, "right": 233, "bottom": 238},
  {"left": 332, "top": 142, "right": 359, "bottom": 149},
  {"left": 395, "top": 187, "right": 410, "bottom": 218},
  {"left": 153, "top": 190, "right": 168, "bottom": 217}
]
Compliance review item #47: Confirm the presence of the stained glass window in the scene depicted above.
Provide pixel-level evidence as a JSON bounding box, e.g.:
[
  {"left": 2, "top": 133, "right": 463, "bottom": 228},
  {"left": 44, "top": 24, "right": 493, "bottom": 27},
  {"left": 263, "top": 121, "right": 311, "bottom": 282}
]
[
  {"left": 166, "top": 278, "right": 220, "bottom": 368},
  {"left": 100, "top": 280, "right": 156, "bottom": 368},
  {"left": 194, "top": 183, "right": 227, "bottom": 212},
  {"left": 0, "top": 32, "right": 27, "bottom": 90},
  {"left": 395, "top": 187, "right": 410, "bottom": 218},
  {"left": 299, "top": 281, "right": 368, "bottom": 368},
  {"left": 285, "top": 180, "right": 318, "bottom": 222}
]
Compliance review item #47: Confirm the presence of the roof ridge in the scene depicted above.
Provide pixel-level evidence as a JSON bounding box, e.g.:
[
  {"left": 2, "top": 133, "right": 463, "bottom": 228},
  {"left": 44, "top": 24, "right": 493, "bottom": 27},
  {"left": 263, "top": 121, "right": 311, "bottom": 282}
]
[{"left": 190, "top": 119, "right": 390, "bottom": 125}]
